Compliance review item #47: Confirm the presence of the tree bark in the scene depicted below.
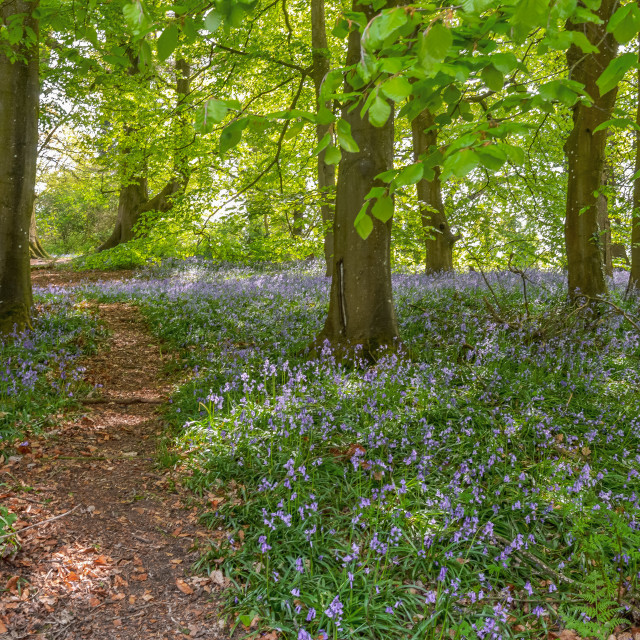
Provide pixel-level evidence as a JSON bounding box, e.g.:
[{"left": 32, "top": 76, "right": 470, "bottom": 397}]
[
  {"left": 317, "top": 0, "right": 398, "bottom": 355},
  {"left": 564, "top": 0, "right": 619, "bottom": 299},
  {"left": 97, "top": 59, "right": 191, "bottom": 252},
  {"left": 596, "top": 164, "right": 613, "bottom": 277},
  {"left": 29, "top": 202, "right": 50, "bottom": 259},
  {"left": 311, "top": 0, "right": 335, "bottom": 277},
  {"left": 630, "top": 41, "right": 640, "bottom": 291},
  {"left": 411, "top": 109, "right": 457, "bottom": 273},
  {"left": 0, "top": 0, "right": 39, "bottom": 335}
]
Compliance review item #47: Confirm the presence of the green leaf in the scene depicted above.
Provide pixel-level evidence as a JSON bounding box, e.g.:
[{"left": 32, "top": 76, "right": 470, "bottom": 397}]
[
  {"left": 312, "top": 133, "right": 331, "bottom": 155},
  {"left": 380, "top": 76, "right": 412, "bottom": 102},
  {"left": 419, "top": 22, "right": 452, "bottom": 63},
  {"left": 320, "top": 69, "right": 343, "bottom": 99},
  {"left": 375, "top": 169, "right": 397, "bottom": 183},
  {"left": 204, "top": 10, "right": 222, "bottom": 33},
  {"left": 592, "top": 117, "right": 640, "bottom": 133},
  {"left": 206, "top": 98, "right": 228, "bottom": 124},
  {"left": 332, "top": 18, "right": 350, "bottom": 39},
  {"left": 476, "top": 144, "right": 507, "bottom": 171},
  {"left": 157, "top": 24, "right": 179, "bottom": 61},
  {"left": 354, "top": 205, "right": 373, "bottom": 239},
  {"left": 597, "top": 52, "right": 636, "bottom": 97},
  {"left": 607, "top": 4, "right": 640, "bottom": 44},
  {"left": 490, "top": 52, "right": 518, "bottom": 74},
  {"left": 538, "top": 79, "right": 581, "bottom": 106},
  {"left": 510, "top": 0, "right": 549, "bottom": 44},
  {"left": 336, "top": 119, "right": 360, "bottom": 153},
  {"left": 394, "top": 163, "right": 424, "bottom": 187},
  {"left": 371, "top": 194, "right": 393, "bottom": 222},
  {"left": 123, "top": 1, "right": 150, "bottom": 35},
  {"left": 196, "top": 98, "right": 230, "bottom": 134},
  {"left": 366, "top": 7, "right": 408, "bottom": 49},
  {"left": 443, "top": 149, "right": 479, "bottom": 179},
  {"left": 284, "top": 121, "right": 304, "bottom": 141},
  {"left": 481, "top": 64, "right": 504, "bottom": 92},
  {"left": 502, "top": 143, "right": 525, "bottom": 165},
  {"left": 368, "top": 95, "right": 392, "bottom": 127},
  {"left": 219, "top": 119, "right": 247, "bottom": 155},
  {"left": 324, "top": 145, "right": 342, "bottom": 165}
]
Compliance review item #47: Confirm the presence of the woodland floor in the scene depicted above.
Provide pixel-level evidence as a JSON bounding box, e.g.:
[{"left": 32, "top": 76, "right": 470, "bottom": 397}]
[{"left": 0, "top": 269, "right": 232, "bottom": 639}]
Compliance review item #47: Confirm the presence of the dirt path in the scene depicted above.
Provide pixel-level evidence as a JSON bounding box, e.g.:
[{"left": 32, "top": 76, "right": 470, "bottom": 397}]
[{"left": 0, "top": 299, "right": 231, "bottom": 639}]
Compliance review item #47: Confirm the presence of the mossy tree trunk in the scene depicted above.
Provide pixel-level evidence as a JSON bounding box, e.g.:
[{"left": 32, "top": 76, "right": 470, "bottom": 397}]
[{"left": 0, "top": 0, "right": 39, "bottom": 335}]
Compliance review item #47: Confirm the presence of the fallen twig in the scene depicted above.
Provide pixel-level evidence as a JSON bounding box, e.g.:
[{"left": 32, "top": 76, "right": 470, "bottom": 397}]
[
  {"left": 587, "top": 295, "right": 640, "bottom": 333},
  {"left": 0, "top": 504, "right": 81, "bottom": 541}
]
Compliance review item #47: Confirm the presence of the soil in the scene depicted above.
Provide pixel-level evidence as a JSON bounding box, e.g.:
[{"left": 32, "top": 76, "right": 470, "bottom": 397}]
[
  {"left": 0, "top": 270, "right": 235, "bottom": 639},
  {"left": 30, "top": 260, "right": 137, "bottom": 287}
]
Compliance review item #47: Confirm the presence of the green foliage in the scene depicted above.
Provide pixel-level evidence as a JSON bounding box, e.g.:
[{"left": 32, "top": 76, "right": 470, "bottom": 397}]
[
  {"left": 79, "top": 261, "right": 640, "bottom": 639},
  {"left": 0, "top": 506, "right": 17, "bottom": 556},
  {"left": 37, "top": 168, "right": 118, "bottom": 256},
  {"left": 0, "top": 294, "right": 104, "bottom": 447}
]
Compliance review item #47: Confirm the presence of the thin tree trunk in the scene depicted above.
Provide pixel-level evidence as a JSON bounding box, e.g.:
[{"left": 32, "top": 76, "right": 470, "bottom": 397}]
[
  {"left": 97, "top": 59, "right": 191, "bottom": 253},
  {"left": 411, "top": 109, "right": 457, "bottom": 273},
  {"left": 29, "top": 202, "right": 50, "bottom": 259},
  {"left": 0, "top": 0, "right": 39, "bottom": 335},
  {"left": 311, "top": 0, "right": 335, "bottom": 277},
  {"left": 564, "top": 0, "right": 619, "bottom": 299},
  {"left": 596, "top": 164, "right": 613, "bottom": 277},
  {"left": 630, "top": 40, "right": 640, "bottom": 290},
  {"left": 317, "top": 0, "right": 398, "bottom": 355}
]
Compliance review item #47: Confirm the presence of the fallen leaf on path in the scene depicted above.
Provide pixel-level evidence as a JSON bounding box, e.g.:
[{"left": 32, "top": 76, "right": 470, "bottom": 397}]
[
  {"left": 89, "top": 597, "right": 101, "bottom": 607},
  {"left": 176, "top": 578, "right": 193, "bottom": 594},
  {"left": 5, "top": 576, "right": 19, "bottom": 592},
  {"left": 66, "top": 571, "right": 80, "bottom": 582},
  {"left": 0, "top": 621, "right": 7, "bottom": 633}
]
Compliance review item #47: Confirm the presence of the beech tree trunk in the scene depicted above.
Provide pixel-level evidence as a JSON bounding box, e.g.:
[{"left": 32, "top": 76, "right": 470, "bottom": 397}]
[
  {"left": 97, "top": 59, "right": 191, "bottom": 252},
  {"left": 564, "top": 0, "right": 619, "bottom": 299},
  {"left": 0, "top": 1, "right": 39, "bottom": 335},
  {"left": 311, "top": 0, "right": 335, "bottom": 277},
  {"left": 29, "top": 203, "right": 50, "bottom": 259},
  {"left": 411, "top": 109, "right": 457, "bottom": 273},
  {"left": 317, "top": 0, "right": 398, "bottom": 355},
  {"left": 630, "top": 42, "right": 640, "bottom": 291},
  {"left": 596, "top": 165, "right": 613, "bottom": 277}
]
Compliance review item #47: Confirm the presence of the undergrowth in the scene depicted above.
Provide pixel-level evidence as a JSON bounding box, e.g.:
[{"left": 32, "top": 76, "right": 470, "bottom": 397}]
[
  {"left": 0, "top": 288, "right": 104, "bottom": 451},
  {"left": 76, "top": 261, "right": 640, "bottom": 639}
]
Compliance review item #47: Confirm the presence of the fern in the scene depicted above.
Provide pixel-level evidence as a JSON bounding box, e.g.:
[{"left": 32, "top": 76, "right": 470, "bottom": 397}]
[{"left": 559, "top": 572, "right": 626, "bottom": 639}]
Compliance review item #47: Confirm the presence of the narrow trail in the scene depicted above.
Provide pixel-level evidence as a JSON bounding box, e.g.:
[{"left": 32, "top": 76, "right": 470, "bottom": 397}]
[{"left": 1, "top": 295, "right": 232, "bottom": 639}]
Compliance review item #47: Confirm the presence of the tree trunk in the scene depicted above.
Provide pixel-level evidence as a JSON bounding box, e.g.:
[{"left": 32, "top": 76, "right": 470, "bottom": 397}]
[
  {"left": 97, "top": 177, "right": 149, "bottom": 251},
  {"left": 317, "top": 0, "right": 398, "bottom": 355},
  {"left": 596, "top": 165, "right": 613, "bottom": 277},
  {"left": 311, "top": 0, "right": 335, "bottom": 277},
  {"left": 97, "top": 59, "right": 191, "bottom": 253},
  {"left": 564, "top": 0, "right": 619, "bottom": 299},
  {"left": 630, "top": 41, "right": 640, "bottom": 291},
  {"left": 411, "top": 109, "right": 457, "bottom": 273},
  {"left": 29, "top": 202, "right": 50, "bottom": 260},
  {"left": 0, "top": 0, "right": 39, "bottom": 335}
]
